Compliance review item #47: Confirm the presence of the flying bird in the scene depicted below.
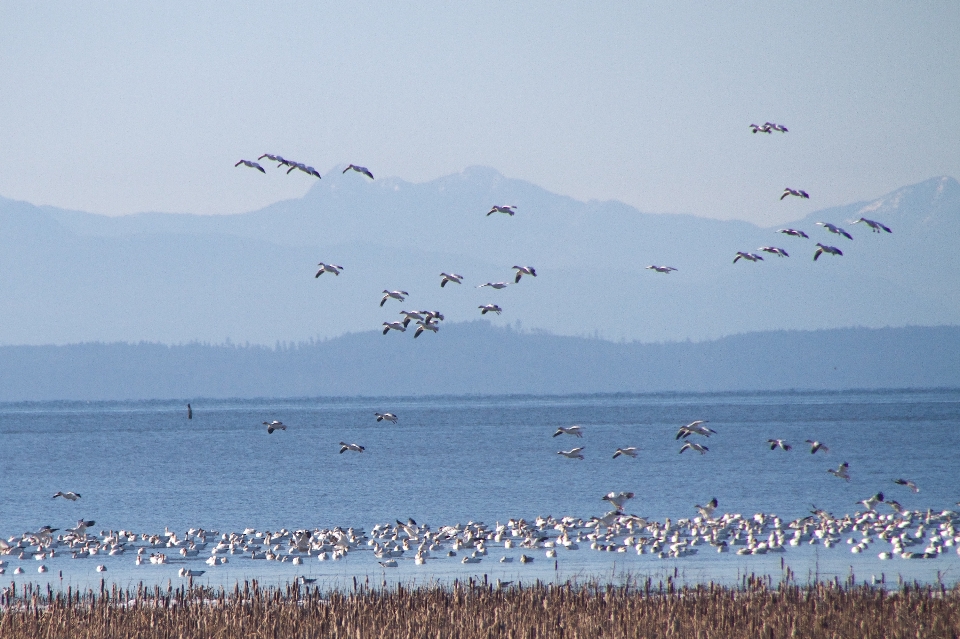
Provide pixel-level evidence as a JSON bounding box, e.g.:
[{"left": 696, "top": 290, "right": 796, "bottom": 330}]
[
  {"left": 399, "top": 311, "right": 426, "bottom": 327},
  {"left": 414, "top": 321, "right": 439, "bottom": 338},
  {"left": 235, "top": 160, "right": 266, "bottom": 173},
  {"left": 339, "top": 442, "right": 365, "bottom": 454},
  {"left": 557, "top": 447, "right": 585, "bottom": 460},
  {"left": 343, "top": 164, "right": 374, "bottom": 179},
  {"left": 601, "top": 491, "right": 635, "bottom": 511},
  {"left": 805, "top": 440, "right": 829, "bottom": 454},
  {"left": 676, "top": 421, "right": 715, "bottom": 439},
  {"left": 894, "top": 478, "right": 919, "bottom": 493},
  {"left": 479, "top": 304, "right": 503, "bottom": 315},
  {"left": 646, "top": 265, "right": 677, "bottom": 273},
  {"left": 381, "top": 290, "right": 409, "bottom": 307},
  {"left": 816, "top": 222, "right": 853, "bottom": 240},
  {"left": 679, "top": 442, "right": 709, "bottom": 455},
  {"left": 781, "top": 188, "right": 810, "bottom": 200},
  {"left": 778, "top": 229, "right": 809, "bottom": 239},
  {"left": 858, "top": 492, "right": 884, "bottom": 511},
  {"left": 382, "top": 321, "right": 406, "bottom": 334},
  {"left": 612, "top": 447, "right": 638, "bottom": 459},
  {"left": 440, "top": 273, "right": 463, "bottom": 287},
  {"left": 852, "top": 217, "right": 892, "bottom": 233},
  {"left": 759, "top": 247, "right": 789, "bottom": 257},
  {"left": 813, "top": 243, "right": 843, "bottom": 261},
  {"left": 733, "top": 252, "right": 764, "bottom": 263},
  {"left": 263, "top": 421, "right": 286, "bottom": 434},
  {"left": 315, "top": 263, "right": 343, "bottom": 277},
  {"left": 553, "top": 425, "right": 583, "bottom": 438},
  {"left": 749, "top": 123, "right": 773, "bottom": 134},
  {"left": 696, "top": 497, "right": 718, "bottom": 519},
  {"left": 768, "top": 439, "right": 792, "bottom": 451},
  {"left": 512, "top": 266, "right": 537, "bottom": 283},
  {"left": 375, "top": 412, "right": 398, "bottom": 423},
  {"left": 478, "top": 282, "right": 509, "bottom": 289},
  {"left": 827, "top": 462, "right": 851, "bottom": 481},
  {"left": 52, "top": 491, "right": 81, "bottom": 501},
  {"left": 765, "top": 122, "right": 788, "bottom": 132},
  {"left": 487, "top": 205, "right": 516, "bottom": 216}
]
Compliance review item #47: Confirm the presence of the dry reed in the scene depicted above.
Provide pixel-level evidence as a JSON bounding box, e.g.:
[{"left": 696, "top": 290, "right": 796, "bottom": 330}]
[{"left": 2, "top": 575, "right": 959, "bottom": 638}]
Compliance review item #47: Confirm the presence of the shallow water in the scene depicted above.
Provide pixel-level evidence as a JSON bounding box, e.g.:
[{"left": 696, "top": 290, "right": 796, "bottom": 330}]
[{"left": 1, "top": 389, "right": 959, "bottom": 589}]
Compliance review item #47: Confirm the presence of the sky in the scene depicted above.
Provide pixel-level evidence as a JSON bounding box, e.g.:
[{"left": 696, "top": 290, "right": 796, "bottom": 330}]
[{"left": 1, "top": 1, "right": 958, "bottom": 226}]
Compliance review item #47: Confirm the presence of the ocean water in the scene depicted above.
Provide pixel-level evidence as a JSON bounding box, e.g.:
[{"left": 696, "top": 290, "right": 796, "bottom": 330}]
[{"left": 1, "top": 389, "right": 959, "bottom": 590}]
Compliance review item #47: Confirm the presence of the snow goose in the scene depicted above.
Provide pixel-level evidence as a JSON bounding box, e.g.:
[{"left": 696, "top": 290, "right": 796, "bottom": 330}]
[
  {"left": 315, "top": 263, "right": 343, "bottom": 277},
  {"left": 512, "top": 266, "right": 537, "bottom": 282},
  {"left": 805, "top": 440, "right": 829, "bottom": 454},
  {"left": 813, "top": 243, "right": 843, "bottom": 261},
  {"left": 479, "top": 304, "right": 502, "bottom": 315},
  {"left": 52, "top": 491, "right": 81, "bottom": 501},
  {"left": 477, "top": 282, "right": 509, "bottom": 289},
  {"left": 557, "top": 447, "right": 585, "bottom": 460},
  {"left": 766, "top": 122, "right": 788, "bottom": 132},
  {"left": 816, "top": 222, "right": 853, "bottom": 240},
  {"left": 733, "top": 251, "right": 763, "bottom": 263},
  {"left": 679, "top": 442, "right": 709, "bottom": 455},
  {"left": 696, "top": 498, "right": 718, "bottom": 519},
  {"left": 778, "top": 228, "right": 809, "bottom": 239},
  {"left": 852, "top": 217, "right": 892, "bottom": 233},
  {"left": 675, "top": 421, "right": 715, "bottom": 439},
  {"left": 382, "top": 321, "right": 406, "bottom": 334},
  {"left": 399, "top": 311, "right": 426, "bottom": 327},
  {"left": 646, "top": 265, "right": 677, "bottom": 273},
  {"left": 339, "top": 442, "right": 365, "bottom": 454},
  {"left": 414, "top": 321, "right": 439, "bottom": 338},
  {"left": 858, "top": 492, "right": 884, "bottom": 511},
  {"left": 553, "top": 425, "right": 583, "bottom": 438},
  {"left": 375, "top": 412, "right": 398, "bottom": 423},
  {"left": 487, "top": 205, "right": 516, "bottom": 216},
  {"left": 602, "top": 492, "right": 634, "bottom": 511},
  {"left": 179, "top": 568, "right": 205, "bottom": 577},
  {"left": 781, "top": 188, "right": 810, "bottom": 200},
  {"left": 827, "top": 462, "right": 851, "bottom": 481},
  {"left": 759, "top": 247, "right": 789, "bottom": 257},
  {"left": 767, "top": 439, "right": 792, "bottom": 451},
  {"left": 439, "top": 273, "right": 463, "bottom": 287},
  {"left": 381, "top": 290, "right": 409, "bottom": 306},
  {"left": 894, "top": 478, "right": 920, "bottom": 493},
  {"left": 96, "top": 565, "right": 107, "bottom": 572},
  {"left": 749, "top": 123, "right": 772, "bottom": 134},
  {"left": 343, "top": 164, "right": 374, "bottom": 179},
  {"left": 612, "top": 447, "right": 638, "bottom": 459},
  {"left": 235, "top": 159, "right": 265, "bottom": 173},
  {"left": 263, "top": 421, "right": 286, "bottom": 434}
]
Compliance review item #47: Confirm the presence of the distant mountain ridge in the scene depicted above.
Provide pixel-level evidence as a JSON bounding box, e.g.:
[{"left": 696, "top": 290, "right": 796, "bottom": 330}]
[
  {"left": 1, "top": 169, "right": 958, "bottom": 346},
  {"left": 0, "top": 323, "right": 957, "bottom": 401}
]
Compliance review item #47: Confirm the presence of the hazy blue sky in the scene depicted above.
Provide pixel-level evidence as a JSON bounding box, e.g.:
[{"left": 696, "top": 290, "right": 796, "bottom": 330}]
[{"left": 1, "top": 2, "right": 958, "bottom": 225}]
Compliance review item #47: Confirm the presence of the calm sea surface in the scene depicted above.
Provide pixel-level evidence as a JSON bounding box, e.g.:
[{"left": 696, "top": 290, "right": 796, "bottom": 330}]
[{"left": 1, "top": 389, "right": 959, "bottom": 589}]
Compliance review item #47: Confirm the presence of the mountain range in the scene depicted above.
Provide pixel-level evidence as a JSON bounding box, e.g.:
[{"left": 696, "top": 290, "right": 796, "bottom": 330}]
[{"left": 1, "top": 167, "right": 958, "bottom": 346}]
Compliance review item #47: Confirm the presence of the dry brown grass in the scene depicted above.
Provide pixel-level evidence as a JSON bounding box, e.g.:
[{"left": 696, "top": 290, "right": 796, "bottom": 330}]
[{"left": 2, "top": 575, "right": 959, "bottom": 638}]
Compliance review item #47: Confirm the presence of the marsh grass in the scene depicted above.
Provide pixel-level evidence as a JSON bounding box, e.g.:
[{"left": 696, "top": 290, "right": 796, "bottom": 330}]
[{"left": 2, "top": 574, "right": 959, "bottom": 638}]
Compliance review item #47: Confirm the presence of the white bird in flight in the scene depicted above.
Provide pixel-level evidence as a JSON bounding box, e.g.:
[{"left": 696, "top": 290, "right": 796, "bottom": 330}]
[
  {"left": 414, "top": 321, "right": 439, "bottom": 338},
  {"left": 778, "top": 228, "right": 809, "bottom": 239},
  {"left": 676, "top": 421, "right": 715, "bottom": 439},
  {"left": 381, "top": 290, "right": 409, "bottom": 307},
  {"left": 696, "top": 497, "right": 718, "bottom": 519},
  {"left": 382, "top": 321, "right": 406, "bottom": 334},
  {"left": 646, "top": 265, "right": 677, "bottom": 274},
  {"left": 894, "top": 478, "right": 919, "bottom": 493},
  {"left": 553, "top": 425, "right": 583, "bottom": 438},
  {"left": 440, "top": 273, "right": 463, "bottom": 287},
  {"left": 479, "top": 304, "right": 503, "bottom": 315},
  {"left": 733, "top": 252, "right": 764, "bottom": 263},
  {"left": 827, "top": 461, "right": 851, "bottom": 481},
  {"left": 767, "top": 439, "right": 792, "bottom": 451},
  {"left": 375, "top": 412, "right": 398, "bottom": 423},
  {"left": 478, "top": 282, "right": 509, "bottom": 289},
  {"left": 679, "top": 442, "right": 709, "bottom": 455},
  {"left": 315, "top": 263, "right": 343, "bottom": 277},
  {"left": 852, "top": 217, "right": 892, "bottom": 233},
  {"left": 512, "top": 266, "right": 537, "bottom": 283},
  {"left": 601, "top": 491, "right": 635, "bottom": 511},
  {"left": 816, "top": 222, "right": 853, "bottom": 240},
  {"left": 781, "top": 188, "right": 810, "bottom": 200},
  {"left": 813, "top": 243, "right": 843, "bottom": 261},
  {"left": 343, "top": 164, "right": 374, "bottom": 179},
  {"left": 759, "top": 247, "right": 789, "bottom": 257},
  {"left": 612, "top": 447, "right": 639, "bottom": 459},
  {"left": 235, "top": 159, "right": 265, "bottom": 173},
  {"left": 487, "top": 205, "right": 516, "bottom": 216},
  {"left": 557, "top": 447, "right": 585, "bottom": 460},
  {"left": 263, "top": 421, "right": 286, "bottom": 434},
  {"left": 52, "top": 491, "right": 81, "bottom": 501},
  {"left": 806, "top": 440, "right": 829, "bottom": 454},
  {"left": 339, "top": 442, "right": 365, "bottom": 454}
]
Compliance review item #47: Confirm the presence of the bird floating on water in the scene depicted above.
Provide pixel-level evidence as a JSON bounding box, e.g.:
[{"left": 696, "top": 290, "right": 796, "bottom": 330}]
[
  {"left": 646, "top": 265, "right": 677, "bottom": 274},
  {"left": 813, "top": 243, "right": 843, "bottom": 261},
  {"left": 263, "top": 421, "right": 286, "bottom": 434},
  {"left": 479, "top": 304, "right": 502, "bottom": 315},
  {"left": 816, "top": 222, "right": 853, "bottom": 240},
  {"left": 52, "top": 491, "right": 81, "bottom": 501},
  {"left": 553, "top": 425, "right": 583, "bottom": 438},
  {"left": 440, "top": 273, "right": 463, "bottom": 287},
  {"left": 235, "top": 159, "right": 265, "bottom": 173},
  {"left": 557, "top": 447, "right": 585, "bottom": 460},
  {"left": 781, "top": 188, "right": 810, "bottom": 200},
  {"left": 487, "top": 205, "right": 516, "bottom": 216},
  {"left": 852, "top": 217, "right": 892, "bottom": 233},
  {"left": 778, "top": 228, "right": 809, "bottom": 239},
  {"left": 805, "top": 440, "right": 829, "bottom": 454},
  {"left": 343, "top": 164, "right": 374, "bottom": 179}
]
